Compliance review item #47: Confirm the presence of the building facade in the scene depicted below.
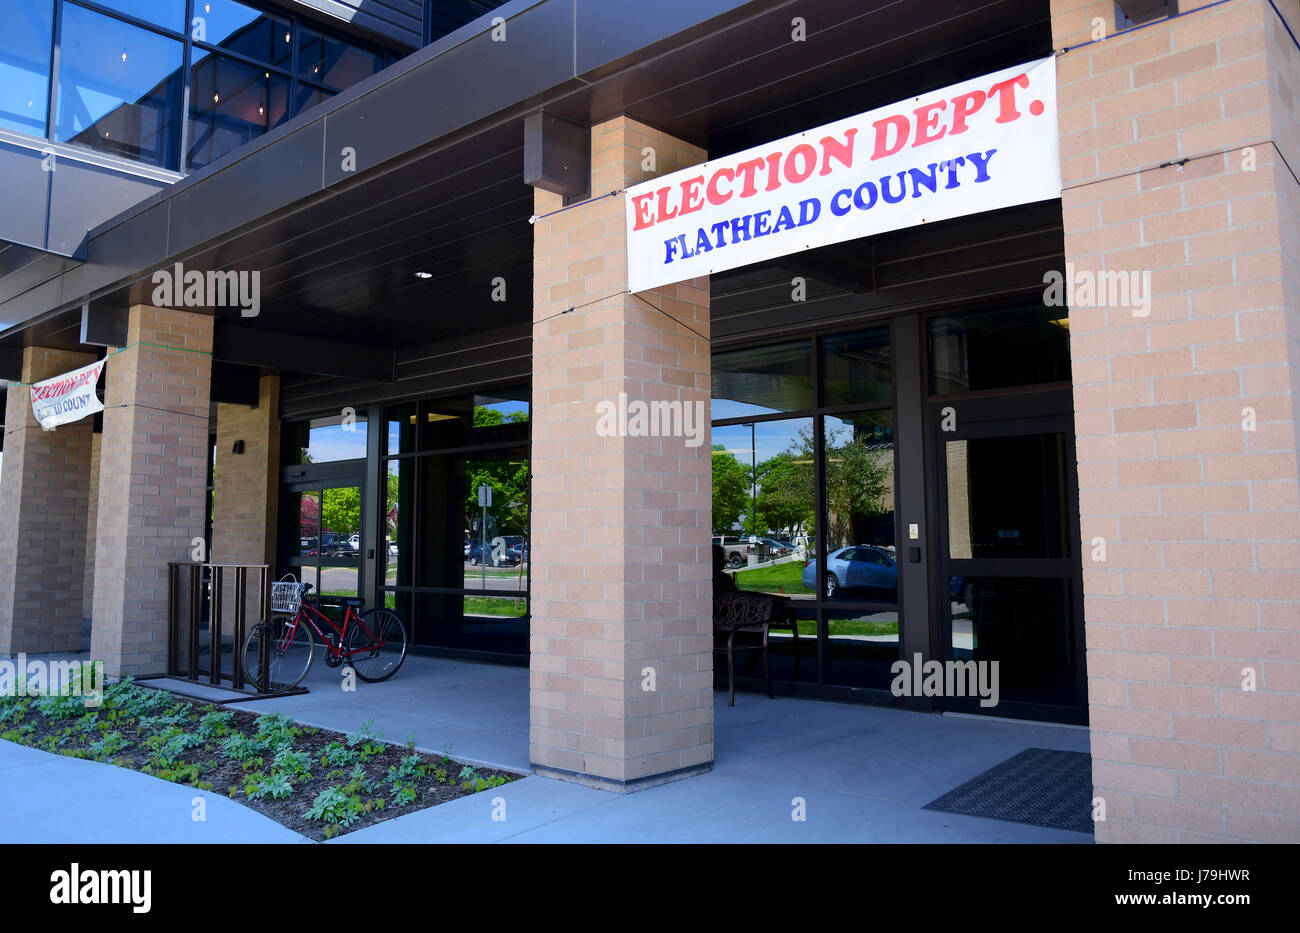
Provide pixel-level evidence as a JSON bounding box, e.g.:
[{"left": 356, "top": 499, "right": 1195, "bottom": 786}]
[{"left": 0, "top": 0, "right": 1297, "bottom": 840}]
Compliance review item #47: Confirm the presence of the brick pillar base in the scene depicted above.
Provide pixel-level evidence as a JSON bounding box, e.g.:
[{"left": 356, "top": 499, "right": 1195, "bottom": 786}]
[
  {"left": 91, "top": 306, "right": 213, "bottom": 677},
  {"left": 529, "top": 116, "right": 714, "bottom": 791},
  {"left": 0, "top": 347, "right": 96, "bottom": 654},
  {"left": 82, "top": 433, "right": 102, "bottom": 623},
  {"left": 213, "top": 374, "right": 280, "bottom": 618}
]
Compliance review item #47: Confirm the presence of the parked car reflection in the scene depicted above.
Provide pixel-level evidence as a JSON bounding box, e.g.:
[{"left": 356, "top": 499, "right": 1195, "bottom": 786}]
[{"left": 803, "top": 545, "right": 897, "bottom": 599}]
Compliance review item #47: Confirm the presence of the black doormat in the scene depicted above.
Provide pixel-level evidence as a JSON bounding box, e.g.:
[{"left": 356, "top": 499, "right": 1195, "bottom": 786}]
[{"left": 922, "top": 747, "right": 1094, "bottom": 835}]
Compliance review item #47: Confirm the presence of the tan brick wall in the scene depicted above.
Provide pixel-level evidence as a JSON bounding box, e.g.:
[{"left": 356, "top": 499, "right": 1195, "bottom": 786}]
[
  {"left": 1053, "top": 0, "right": 1300, "bottom": 842},
  {"left": 530, "top": 116, "right": 714, "bottom": 789},
  {"left": 213, "top": 374, "right": 280, "bottom": 620},
  {"left": 0, "top": 347, "right": 96, "bottom": 654},
  {"left": 82, "top": 432, "right": 101, "bottom": 622},
  {"left": 91, "top": 306, "right": 213, "bottom": 677}
]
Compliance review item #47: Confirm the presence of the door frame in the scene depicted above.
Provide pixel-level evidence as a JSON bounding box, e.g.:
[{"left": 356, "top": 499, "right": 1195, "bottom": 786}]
[
  {"left": 280, "top": 459, "right": 368, "bottom": 606},
  {"left": 923, "top": 382, "right": 1088, "bottom": 724}
]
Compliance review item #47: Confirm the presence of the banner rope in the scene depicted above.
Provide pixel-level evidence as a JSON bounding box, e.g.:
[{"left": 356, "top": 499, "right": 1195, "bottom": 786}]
[{"left": 5, "top": 340, "right": 212, "bottom": 387}]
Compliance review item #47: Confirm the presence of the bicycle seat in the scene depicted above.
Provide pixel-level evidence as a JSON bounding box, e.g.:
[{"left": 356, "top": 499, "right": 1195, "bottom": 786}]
[{"left": 338, "top": 596, "right": 365, "bottom": 609}]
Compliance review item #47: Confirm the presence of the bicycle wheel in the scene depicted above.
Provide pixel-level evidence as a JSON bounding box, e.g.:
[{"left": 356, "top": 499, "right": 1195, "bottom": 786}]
[
  {"left": 344, "top": 608, "right": 408, "bottom": 683},
  {"left": 242, "top": 616, "right": 314, "bottom": 691}
]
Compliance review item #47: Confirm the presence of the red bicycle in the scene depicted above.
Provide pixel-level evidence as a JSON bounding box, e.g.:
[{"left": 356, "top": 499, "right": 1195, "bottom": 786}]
[{"left": 241, "top": 580, "right": 407, "bottom": 690}]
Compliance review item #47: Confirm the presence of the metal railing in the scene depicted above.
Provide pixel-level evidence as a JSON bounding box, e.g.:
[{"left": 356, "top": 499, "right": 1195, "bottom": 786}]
[{"left": 166, "top": 562, "right": 269, "bottom": 690}]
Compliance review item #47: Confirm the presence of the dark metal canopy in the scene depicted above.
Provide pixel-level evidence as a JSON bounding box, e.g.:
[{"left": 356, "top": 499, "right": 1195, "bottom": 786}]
[{"left": 0, "top": 0, "right": 1052, "bottom": 387}]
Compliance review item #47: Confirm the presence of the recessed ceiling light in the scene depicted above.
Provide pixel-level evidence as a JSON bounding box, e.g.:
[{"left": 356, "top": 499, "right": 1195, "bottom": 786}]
[{"left": 414, "top": 272, "right": 432, "bottom": 279}]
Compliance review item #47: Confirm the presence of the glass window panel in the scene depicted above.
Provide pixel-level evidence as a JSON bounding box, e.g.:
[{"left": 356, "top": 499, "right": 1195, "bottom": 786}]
[
  {"left": 713, "top": 418, "right": 814, "bottom": 598},
  {"left": 951, "top": 576, "right": 1077, "bottom": 707},
  {"left": 317, "top": 485, "right": 360, "bottom": 597},
  {"left": 418, "top": 387, "right": 529, "bottom": 451},
  {"left": 826, "top": 607, "right": 900, "bottom": 689},
  {"left": 289, "top": 489, "right": 321, "bottom": 591},
  {"left": 385, "top": 459, "right": 411, "bottom": 587},
  {"left": 298, "top": 27, "right": 385, "bottom": 90},
  {"left": 929, "top": 305, "right": 1071, "bottom": 395},
  {"left": 186, "top": 51, "right": 289, "bottom": 170},
  {"left": 712, "top": 340, "right": 814, "bottom": 419},
  {"left": 945, "top": 432, "right": 1067, "bottom": 560},
  {"left": 101, "top": 0, "right": 186, "bottom": 31},
  {"left": 284, "top": 413, "right": 367, "bottom": 465},
  {"left": 413, "top": 593, "right": 526, "bottom": 654},
  {"left": 56, "top": 5, "right": 183, "bottom": 168},
  {"left": 386, "top": 403, "right": 417, "bottom": 455},
  {"left": 193, "top": 0, "right": 292, "bottom": 68},
  {"left": 294, "top": 82, "right": 334, "bottom": 116},
  {"left": 823, "top": 410, "right": 896, "bottom": 551},
  {"left": 0, "top": 0, "right": 53, "bottom": 137},
  {"left": 767, "top": 606, "right": 816, "bottom": 683},
  {"left": 822, "top": 326, "right": 892, "bottom": 408},
  {"left": 465, "top": 451, "right": 530, "bottom": 592}
]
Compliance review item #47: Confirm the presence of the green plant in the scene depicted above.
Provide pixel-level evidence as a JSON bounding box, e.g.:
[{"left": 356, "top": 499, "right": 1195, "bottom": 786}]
[
  {"left": 221, "top": 733, "right": 266, "bottom": 762},
  {"left": 256, "top": 712, "right": 301, "bottom": 747},
  {"left": 346, "top": 719, "right": 383, "bottom": 747},
  {"left": 197, "top": 710, "right": 235, "bottom": 739},
  {"left": 89, "top": 730, "right": 130, "bottom": 758},
  {"left": 273, "top": 746, "right": 313, "bottom": 780},
  {"left": 152, "top": 731, "right": 203, "bottom": 764},
  {"left": 0, "top": 699, "right": 31, "bottom": 725},
  {"left": 458, "top": 765, "right": 478, "bottom": 782},
  {"left": 390, "top": 751, "right": 424, "bottom": 784},
  {"left": 392, "top": 783, "right": 417, "bottom": 807},
  {"left": 148, "top": 761, "right": 201, "bottom": 784},
  {"left": 319, "top": 741, "right": 360, "bottom": 768},
  {"left": 304, "top": 786, "right": 364, "bottom": 827},
  {"left": 245, "top": 771, "right": 294, "bottom": 800}
]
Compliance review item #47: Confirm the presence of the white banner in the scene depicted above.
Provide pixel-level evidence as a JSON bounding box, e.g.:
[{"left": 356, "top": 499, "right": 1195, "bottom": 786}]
[
  {"left": 29, "top": 359, "right": 106, "bottom": 429},
  {"left": 625, "top": 57, "right": 1060, "bottom": 292}
]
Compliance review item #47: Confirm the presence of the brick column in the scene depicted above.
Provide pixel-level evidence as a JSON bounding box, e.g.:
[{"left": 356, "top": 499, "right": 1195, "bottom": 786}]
[
  {"left": 91, "top": 306, "right": 213, "bottom": 677},
  {"left": 0, "top": 347, "right": 96, "bottom": 654},
  {"left": 530, "top": 116, "right": 713, "bottom": 791},
  {"left": 82, "top": 432, "right": 102, "bottom": 622},
  {"left": 1053, "top": 0, "right": 1300, "bottom": 842},
  {"left": 213, "top": 373, "right": 280, "bottom": 616}
]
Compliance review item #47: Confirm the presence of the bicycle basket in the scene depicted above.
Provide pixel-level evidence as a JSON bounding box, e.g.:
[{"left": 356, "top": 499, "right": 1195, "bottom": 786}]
[{"left": 270, "top": 574, "right": 302, "bottom": 615}]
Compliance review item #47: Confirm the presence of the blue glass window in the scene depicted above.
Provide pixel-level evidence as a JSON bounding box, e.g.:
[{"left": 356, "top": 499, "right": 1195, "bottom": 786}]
[
  {"left": 99, "top": 0, "right": 187, "bottom": 32},
  {"left": 193, "top": 0, "right": 292, "bottom": 68},
  {"left": 0, "top": 0, "right": 54, "bottom": 137},
  {"left": 186, "top": 50, "right": 290, "bottom": 170},
  {"left": 55, "top": 3, "right": 183, "bottom": 168}
]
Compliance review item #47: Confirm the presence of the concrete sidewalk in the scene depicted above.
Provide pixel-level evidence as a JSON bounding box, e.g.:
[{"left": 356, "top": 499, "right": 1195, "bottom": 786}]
[
  {"left": 0, "top": 740, "right": 309, "bottom": 843},
  {"left": 1, "top": 655, "right": 1094, "bottom": 843}
]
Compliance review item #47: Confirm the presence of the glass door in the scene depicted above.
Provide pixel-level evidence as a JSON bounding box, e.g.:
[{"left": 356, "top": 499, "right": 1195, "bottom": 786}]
[
  {"left": 284, "top": 480, "right": 364, "bottom": 603},
  {"left": 932, "top": 398, "right": 1086, "bottom": 723}
]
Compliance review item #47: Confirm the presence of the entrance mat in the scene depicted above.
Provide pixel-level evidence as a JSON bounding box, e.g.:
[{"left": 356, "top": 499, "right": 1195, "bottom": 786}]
[{"left": 922, "top": 747, "right": 1094, "bottom": 835}]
